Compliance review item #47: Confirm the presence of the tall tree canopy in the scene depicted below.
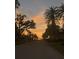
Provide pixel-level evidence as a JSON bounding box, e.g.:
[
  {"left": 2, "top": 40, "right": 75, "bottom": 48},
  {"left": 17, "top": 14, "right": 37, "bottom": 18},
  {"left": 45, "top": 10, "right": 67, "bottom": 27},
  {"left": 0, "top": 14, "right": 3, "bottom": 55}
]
[
  {"left": 15, "top": 0, "right": 36, "bottom": 41},
  {"left": 43, "top": 4, "right": 64, "bottom": 41},
  {"left": 45, "top": 4, "right": 64, "bottom": 24}
]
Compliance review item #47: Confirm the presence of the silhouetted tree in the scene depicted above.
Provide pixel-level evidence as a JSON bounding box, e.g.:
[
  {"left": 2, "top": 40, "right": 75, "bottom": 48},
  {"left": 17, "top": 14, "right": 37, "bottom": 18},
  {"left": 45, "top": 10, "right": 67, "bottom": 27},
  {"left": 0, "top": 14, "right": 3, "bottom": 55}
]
[
  {"left": 15, "top": 14, "right": 36, "bottom": 40},
  {"left": 55, "top": 4, "right": 64, "bottom": 20},
  {"left": 43, "top": 4, "right": 64, "bottom": 41},
  {"left": 15, "top": 0, "right": 36, "bottom": 44}
]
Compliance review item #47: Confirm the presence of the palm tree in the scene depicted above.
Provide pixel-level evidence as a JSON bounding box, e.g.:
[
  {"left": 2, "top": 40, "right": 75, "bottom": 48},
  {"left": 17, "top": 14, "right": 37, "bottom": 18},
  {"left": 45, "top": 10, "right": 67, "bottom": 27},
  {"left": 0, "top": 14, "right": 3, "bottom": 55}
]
[
  {"left": 43, "top": 4, "right": 64, "bottom": 41},
  {"left": 45, "top": 4, "right": 64, "bottom": 25},
  {"left": 55, "top": 4, "right": 64, "bottom": 20},
  {"left": 45, "top": 7, "right": 56, "bottom": 25},
  {"left": 44, "top": 7, "right": 57, "bottom": 40}
]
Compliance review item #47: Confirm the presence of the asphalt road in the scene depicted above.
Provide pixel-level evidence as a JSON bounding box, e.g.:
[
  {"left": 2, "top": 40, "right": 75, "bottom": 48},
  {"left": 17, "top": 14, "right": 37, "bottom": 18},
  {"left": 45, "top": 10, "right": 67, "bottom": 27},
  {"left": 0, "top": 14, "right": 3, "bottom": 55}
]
[{"left": 16, "top": 40, "right": 64, "bottom": 59}]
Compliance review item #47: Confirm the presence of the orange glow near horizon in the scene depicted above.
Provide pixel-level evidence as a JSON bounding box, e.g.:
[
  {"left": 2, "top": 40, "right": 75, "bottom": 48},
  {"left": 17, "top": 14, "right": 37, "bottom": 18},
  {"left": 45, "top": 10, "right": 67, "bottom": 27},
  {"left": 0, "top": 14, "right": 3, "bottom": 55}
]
[
  {"left": 16, "top": 9, "right": 47, "bottom": 40},
  {"left": 23, "top": 14, "right": 64, "bottom": 39},
  {"left": 16, "top": 9, "right": 64, "bottom": 40},
  {"left": 23, "top": 11, "right": 47, "bottom": 40},
  {"left": 30, "top": 12, "right": 47, "bottom": 39}
]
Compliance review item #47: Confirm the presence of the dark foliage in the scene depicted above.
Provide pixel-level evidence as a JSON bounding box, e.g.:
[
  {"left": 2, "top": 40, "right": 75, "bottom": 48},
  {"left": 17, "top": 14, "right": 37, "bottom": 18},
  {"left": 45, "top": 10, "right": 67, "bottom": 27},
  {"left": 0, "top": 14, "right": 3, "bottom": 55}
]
[
  {"left": 43, "top": 4, "right": 64, "bottom": 41},
  {"left": 15, "top": 0, "right": 37, "bottom": 45}
]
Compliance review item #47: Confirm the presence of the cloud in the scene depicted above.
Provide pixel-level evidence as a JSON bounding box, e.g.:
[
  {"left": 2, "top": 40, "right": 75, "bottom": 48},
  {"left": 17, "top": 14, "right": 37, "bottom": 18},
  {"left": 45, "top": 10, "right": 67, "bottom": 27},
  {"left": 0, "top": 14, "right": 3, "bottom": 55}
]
[
  {"left": 32, "top": 0, "right": 38, "bottom": 3},
  {"left": 30, "top": 10, "right": 47, "bottom": 39}
]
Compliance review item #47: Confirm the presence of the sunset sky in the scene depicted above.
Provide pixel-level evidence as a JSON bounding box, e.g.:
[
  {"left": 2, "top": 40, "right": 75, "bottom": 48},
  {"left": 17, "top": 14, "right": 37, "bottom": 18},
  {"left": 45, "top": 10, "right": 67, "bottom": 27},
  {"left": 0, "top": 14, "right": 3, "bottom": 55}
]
[
  {"left": 17, "top": 0, "right": 64, "bottom": 39},
  {"left": 19, "top": 0, "right": 64, "bottom": 16}
]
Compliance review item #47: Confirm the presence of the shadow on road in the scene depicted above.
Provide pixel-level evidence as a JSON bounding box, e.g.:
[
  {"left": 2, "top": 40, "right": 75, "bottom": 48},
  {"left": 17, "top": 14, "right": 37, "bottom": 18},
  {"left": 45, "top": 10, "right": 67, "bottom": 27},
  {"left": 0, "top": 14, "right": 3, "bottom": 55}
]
[{"left": 16, "top": 40, "right": 64, "bottom": 59}]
